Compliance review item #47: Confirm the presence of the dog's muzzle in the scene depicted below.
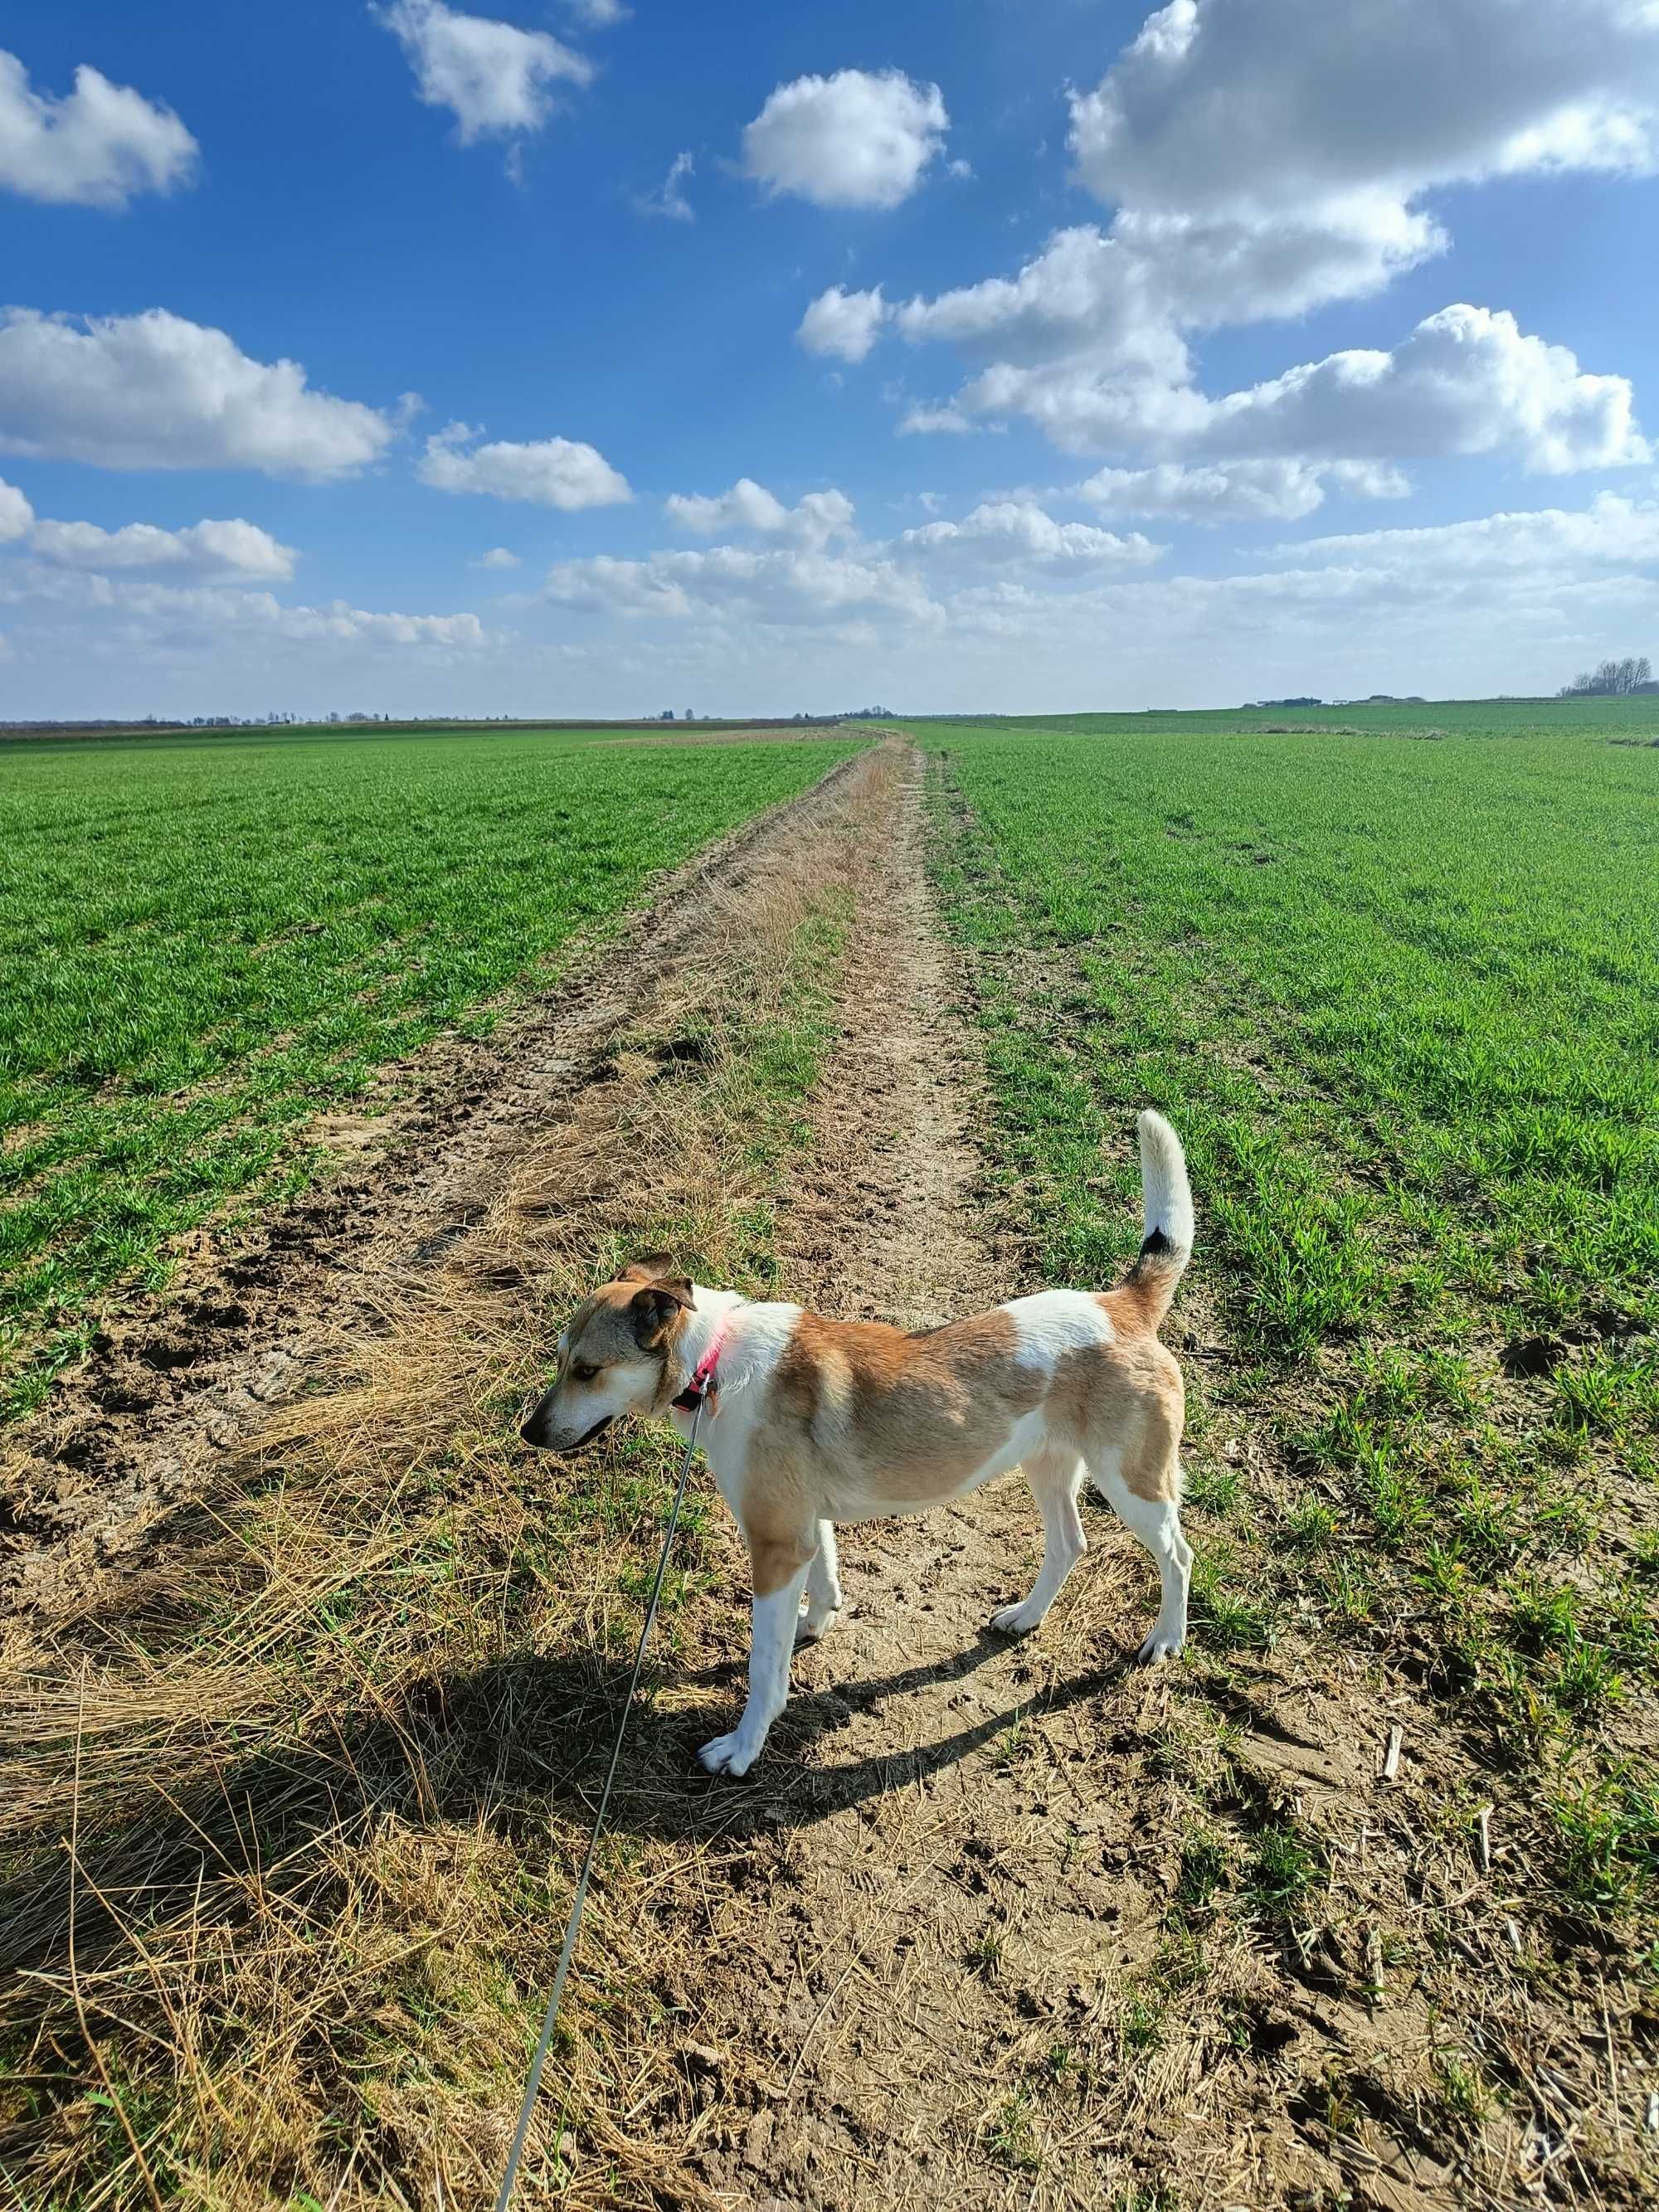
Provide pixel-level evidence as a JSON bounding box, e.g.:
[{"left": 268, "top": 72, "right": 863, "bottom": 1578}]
[{"left": 518, "top": 1403, "right": 613, "bottom": 1453}]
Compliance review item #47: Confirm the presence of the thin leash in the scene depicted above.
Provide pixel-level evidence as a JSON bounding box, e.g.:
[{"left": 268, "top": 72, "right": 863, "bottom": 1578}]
[{"left": 494, "top": 1325, "right": 727, "bottom": 2212}]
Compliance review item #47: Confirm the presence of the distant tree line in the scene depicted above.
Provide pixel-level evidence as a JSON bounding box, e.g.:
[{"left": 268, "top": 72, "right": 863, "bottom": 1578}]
[{"left": 1559, "top": 655, "right": 1653, "bottom": 697}]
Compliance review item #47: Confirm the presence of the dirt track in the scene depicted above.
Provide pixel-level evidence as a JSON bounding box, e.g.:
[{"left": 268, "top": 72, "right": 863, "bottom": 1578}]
[{"left": 623, "top": 753, "right": 1316, "bottom": 2211}]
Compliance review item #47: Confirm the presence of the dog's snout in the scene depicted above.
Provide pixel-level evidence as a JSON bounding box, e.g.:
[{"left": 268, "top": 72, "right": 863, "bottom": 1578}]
[{"left": 519, "top": 1400, "right": 551, "bottom": 1449}]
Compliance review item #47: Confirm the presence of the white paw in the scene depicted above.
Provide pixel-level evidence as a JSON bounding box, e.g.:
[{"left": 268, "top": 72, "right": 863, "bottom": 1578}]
[
  {"left": 795, "top": 1607, "right": 839, "bottom": 1646},
  {"left": 991, "top": 1600, "right": 1044, "bottom": 1638},
  {"left": 1136, "top": 1626, "right": 1185, "bottom": 1665},
  {"left": 698, "top": 1729, "right": 761, "bottom": 1777}
]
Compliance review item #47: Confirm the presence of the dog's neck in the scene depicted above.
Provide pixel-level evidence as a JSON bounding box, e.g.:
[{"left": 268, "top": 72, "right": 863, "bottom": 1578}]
[{"left": 670, "top": 1285, "right": 747, "bottom": 1396}]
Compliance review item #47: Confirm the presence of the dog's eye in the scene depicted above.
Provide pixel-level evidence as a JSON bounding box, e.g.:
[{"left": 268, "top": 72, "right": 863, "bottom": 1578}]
[{"left": 571, "top": 1362, "right": 601, "bottom": 1384}]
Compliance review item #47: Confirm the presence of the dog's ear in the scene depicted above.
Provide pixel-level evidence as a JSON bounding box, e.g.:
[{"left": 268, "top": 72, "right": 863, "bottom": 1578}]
[
  {"left": 620, "top": 1252, "right": 675, "bottom": 1285},
  {"left": 629, "top": 1279, "right": 694, "bottom": 1345}
]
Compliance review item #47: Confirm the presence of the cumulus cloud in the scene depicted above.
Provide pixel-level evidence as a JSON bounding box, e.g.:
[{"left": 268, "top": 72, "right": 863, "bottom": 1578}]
[
  {"left": 373, "top": 0, "right": 591, "bottom": 143},
  {"left": 824, "top": 0, "right": 1659, "bottom": 465},
  {"left": 635, "top": 149, "right": 693, "bottom": 221},
  {"left": 797, "top": 285, "right": 888, "bottom": 364},
  {"left": 1075, "top": 457, "right": 1408, "bottom": 523},
  {"left": 742, "top": 70, "right": 948, "bottom": 209},
  {"left": 27, "top": 516, "right": 297, "bottom": 579},
  {"left": 934, "top": 302, "right": 1647, "bottom": 465},
  {"left": 0, "top": 47, "right": 197, "bottom": 207},
  {"left": 664, "top": 478, "right": 855, "bottom": 549},
  {"left": 1266, "top": 490, "right": 1659, "bottom": 576},
  {"left": 0, "top": 560, "right": 489, "bottom": 650},
  {"left": 1185, "top": 306, "right": 1650, "bottom": 473},
  {"left": 1068, "top": 0, "right": 1659, "bottom": 218},
  {"left": 418, "top": 421, "right": 631, "bottom": 507},
  {"left": 473, "top": 545, "right": 522, "bottom": 569},
  {"left": 0, "top": 475, "right": 32, "bottom": 542},
  {"left": 898, "top": 500, "right": 1162, "bottom": 568},
  {"left": 0, "top": 309, "right": 396, "bottom": 478},
  {"left": 898, "top": 401, "right": 975, "bottom": 437},
  {"left": 546, "top": 543, "right": 942, "bottom": 630}
]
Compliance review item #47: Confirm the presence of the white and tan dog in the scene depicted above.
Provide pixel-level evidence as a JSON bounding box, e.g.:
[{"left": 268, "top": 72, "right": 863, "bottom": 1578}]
[{"left": 521, "top": 1110, "right": 1195, "bottom": 1777}]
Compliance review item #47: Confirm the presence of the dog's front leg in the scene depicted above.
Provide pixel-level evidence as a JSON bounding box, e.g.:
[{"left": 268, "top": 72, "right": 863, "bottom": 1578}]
[{"left": 699, "top": 1526, "right": 815, "bottom": 1778}]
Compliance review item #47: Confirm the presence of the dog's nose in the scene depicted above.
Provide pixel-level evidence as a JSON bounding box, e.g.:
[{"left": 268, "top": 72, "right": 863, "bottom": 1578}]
[{"left": 519, "top": 1415, "right": 546, "bottom": 1449}]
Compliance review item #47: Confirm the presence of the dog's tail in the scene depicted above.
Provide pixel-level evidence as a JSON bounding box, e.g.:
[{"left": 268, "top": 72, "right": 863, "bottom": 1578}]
[{"left": 1117, "top": 1109, "right": 1194, "bottom": 1332}]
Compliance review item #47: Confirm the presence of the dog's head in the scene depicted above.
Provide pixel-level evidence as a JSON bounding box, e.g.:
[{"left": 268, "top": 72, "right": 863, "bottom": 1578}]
[{"left": 519, "top": 1253, "right": 694, "bottom": 1453}]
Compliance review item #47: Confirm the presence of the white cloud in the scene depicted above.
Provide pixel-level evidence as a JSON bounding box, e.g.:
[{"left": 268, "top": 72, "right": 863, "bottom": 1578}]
[
  {"left": 664, "top": 478, "right": 855, "bottom": 549},
  {"left": 0, "top": 560, "right": 490, "bottom": 650},
  {"left": 1185, "top": 306, "right": 1650, "bottom": 473},
  {"left": 0, "top": 47, "right": 197, "bottom": 207},
  {"left": 936, "top": 301, "right": 1648, "bottom": 465},
  {"left": 418, "top": 421, "right": 631, "bottom": 507},
  {"left": 797, "top": 285, "right": 888, "bottom": 364},
  {"left": 26, "top": 516, "right": 296, "bottom": 579},
  {"left": 898, "top": 401, "right": 975, "bottom": 437},
  {"left": 1068, "top": 0, "right": 1659, "bottom": 219},
  {"left": 1075, "top": 457, "right": 1408, "bottom": 523},
  {"left": 635, "top": 149, "right": 693, "bottom": 221},
  {"left": 0, "top": 475, "right": 32, "bottom": 542},
  {"left": 373, "top": 0, "right": 591, "bottom": 143},
  {"left": 546, "top": 544, "right": 942, "bottom": 630},
  {"left": 562, "top": 0, "right": 628, "bottom": 23},
  {"left": 1266, "top": 490, "right": 1659, "bottom": 576},
  {"left": 742, "top": 70, "right": 948, "bottom": 209},
  {"left": 899, "top": 500, "right": 1162, "bottom": 568},
  {"left": 474, "top": 545, "right": 522, "bottom": 569},
  {"left": 827, "top": 1, "right": 1659, "bottom": 465},
  {"left": 0, "top": 309, "right": 395, "bottom": 478}
]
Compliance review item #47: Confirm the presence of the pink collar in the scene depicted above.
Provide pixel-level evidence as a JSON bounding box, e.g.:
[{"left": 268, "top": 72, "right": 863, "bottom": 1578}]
[{"left": 670, "top": 1307, "right": 734, "bottom": 1414}]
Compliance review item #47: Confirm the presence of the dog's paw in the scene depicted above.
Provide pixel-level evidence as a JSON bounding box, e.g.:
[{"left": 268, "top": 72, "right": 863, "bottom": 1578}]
[
  {"left": 1135, "top": 1626, "right": 1185, "bottom": 1665},
  {"left": 795, "top": 1607, "right": 839, "bottom": 1646},
  {"left": 990, "top": 1600, "right": 1044, "bottom": 1637},
  {"left": 698, "top": 1729, "right": 761, "bottom": 1778}
]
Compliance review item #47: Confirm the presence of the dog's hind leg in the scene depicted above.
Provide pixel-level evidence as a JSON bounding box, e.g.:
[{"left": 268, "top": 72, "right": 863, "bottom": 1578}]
[
  {"left": 991, "top": 1450, "right": 1087, "bottom": 1636},
  {"left": 1092, "top": 1454, "right": 1191, "bottom": 1664},
  {"left": 798, "top": 1519, "right": 842, "bottom": 1644}
]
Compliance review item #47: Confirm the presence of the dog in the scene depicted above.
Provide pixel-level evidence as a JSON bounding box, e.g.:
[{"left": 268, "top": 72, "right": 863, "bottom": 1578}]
[{"left": 520, "top": 1110, "right": 1194, "bottom": 1777}]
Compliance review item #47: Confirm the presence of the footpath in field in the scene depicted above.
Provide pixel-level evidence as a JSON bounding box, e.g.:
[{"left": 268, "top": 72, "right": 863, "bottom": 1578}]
[{"left": 627, "top": 752, "right": 1360, "bottom": 2212}]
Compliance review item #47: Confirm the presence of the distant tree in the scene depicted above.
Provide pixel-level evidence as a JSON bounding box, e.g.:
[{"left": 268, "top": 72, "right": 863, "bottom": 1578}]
[{"left": 1559, "top": 654, "right": 1652, "bottom": 697}]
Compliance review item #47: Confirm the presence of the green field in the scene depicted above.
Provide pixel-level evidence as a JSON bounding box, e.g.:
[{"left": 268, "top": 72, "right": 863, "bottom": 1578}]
[
  {"left": 0, "top": 725, "right": 855, "bottom": 1412},
  {"left": 915, "top": 711, "right": 1658, "bottom": 1952}
]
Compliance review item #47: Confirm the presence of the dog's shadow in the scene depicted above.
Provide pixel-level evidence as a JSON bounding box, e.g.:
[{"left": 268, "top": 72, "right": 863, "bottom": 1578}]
[{"left": 458, "top": 1626, "right": 1139, "bottom": 1845}]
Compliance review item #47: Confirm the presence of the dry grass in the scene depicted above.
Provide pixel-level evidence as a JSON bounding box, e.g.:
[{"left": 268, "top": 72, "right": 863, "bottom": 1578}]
[{"left": 0, "top": 746, "right": 904, "bottom": 2211}]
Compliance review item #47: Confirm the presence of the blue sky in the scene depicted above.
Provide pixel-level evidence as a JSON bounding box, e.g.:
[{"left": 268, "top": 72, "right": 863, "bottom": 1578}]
[{"left": 2, "top": 0, "right": 1659, "bottom": 717}]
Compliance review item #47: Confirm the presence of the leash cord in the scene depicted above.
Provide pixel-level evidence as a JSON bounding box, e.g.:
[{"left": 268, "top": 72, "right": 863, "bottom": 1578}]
[{"left": 494, "top": 1396, "right": 704, "bottom": 2212}]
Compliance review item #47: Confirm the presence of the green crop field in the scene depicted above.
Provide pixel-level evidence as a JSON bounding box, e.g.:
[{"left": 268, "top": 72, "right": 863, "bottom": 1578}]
[
  {"left": 0, "top": 724, "right": 855, "bottom": 1413},
  {"left": 917, "top": 709, "right": 1659, "bottom": 2015}
]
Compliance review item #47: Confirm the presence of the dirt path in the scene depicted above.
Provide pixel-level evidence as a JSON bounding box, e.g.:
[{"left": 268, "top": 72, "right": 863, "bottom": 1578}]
[{"left": 640, "top": 751, "right": 1223, "bottom": 2211}]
